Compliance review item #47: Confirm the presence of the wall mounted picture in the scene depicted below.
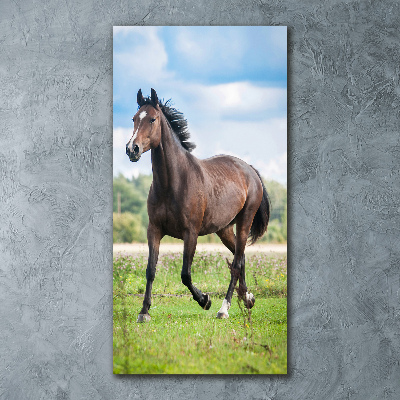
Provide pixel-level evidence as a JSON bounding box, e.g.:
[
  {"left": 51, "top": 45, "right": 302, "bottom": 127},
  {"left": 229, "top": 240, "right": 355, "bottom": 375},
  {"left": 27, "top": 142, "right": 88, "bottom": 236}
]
[{"left": 113, "top": 26, "right": 287, "bottom": 374}]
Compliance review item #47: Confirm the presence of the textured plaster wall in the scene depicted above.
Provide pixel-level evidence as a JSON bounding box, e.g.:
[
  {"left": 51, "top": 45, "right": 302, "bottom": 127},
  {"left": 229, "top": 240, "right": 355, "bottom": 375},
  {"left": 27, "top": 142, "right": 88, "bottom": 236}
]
[{"left": 1, "top": 0, "right": 399, "bottom": 399}]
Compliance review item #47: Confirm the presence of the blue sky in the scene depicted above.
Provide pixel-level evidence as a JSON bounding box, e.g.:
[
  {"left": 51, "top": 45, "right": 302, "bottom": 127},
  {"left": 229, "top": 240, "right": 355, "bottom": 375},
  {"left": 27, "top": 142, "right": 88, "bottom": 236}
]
[{"left": 113, "top": 26, "right": 287, "bottom": 184}]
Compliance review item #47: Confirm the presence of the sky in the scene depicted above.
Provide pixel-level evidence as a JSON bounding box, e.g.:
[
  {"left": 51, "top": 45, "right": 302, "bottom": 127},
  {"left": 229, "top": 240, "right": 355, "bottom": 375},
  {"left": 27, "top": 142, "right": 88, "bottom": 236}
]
[{"left": 113, "top": 26, "right": 287, "bottom": 184}]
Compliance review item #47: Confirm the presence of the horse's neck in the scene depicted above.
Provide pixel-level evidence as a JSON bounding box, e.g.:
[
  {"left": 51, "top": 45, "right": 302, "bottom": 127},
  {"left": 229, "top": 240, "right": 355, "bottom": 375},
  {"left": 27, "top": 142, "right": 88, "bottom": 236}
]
[{"left": 151, "top": 118, "right": 187, "bottom": 192}]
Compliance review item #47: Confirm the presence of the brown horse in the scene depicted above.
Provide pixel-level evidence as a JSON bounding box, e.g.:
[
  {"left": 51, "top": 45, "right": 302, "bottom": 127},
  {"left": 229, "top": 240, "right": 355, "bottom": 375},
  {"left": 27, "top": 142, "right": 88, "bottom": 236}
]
[{"left": 126, "top": 89, "right": 270, "bottom": 322}]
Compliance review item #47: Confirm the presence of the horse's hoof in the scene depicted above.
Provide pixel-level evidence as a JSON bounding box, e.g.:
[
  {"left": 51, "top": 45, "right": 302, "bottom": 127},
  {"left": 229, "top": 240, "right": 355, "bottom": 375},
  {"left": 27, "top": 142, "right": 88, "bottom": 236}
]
[
  {"left": 216, "top": 299, "right": 230, "bottom": 319},
  {"left": 137, "top": 314, "right": 151, "bottom": 323},
  {"left": 245, "top": 293, "right": 255, "bottom": 309},
  {"left": 203, "top": 294, "right": 212, "bottom": 310}
]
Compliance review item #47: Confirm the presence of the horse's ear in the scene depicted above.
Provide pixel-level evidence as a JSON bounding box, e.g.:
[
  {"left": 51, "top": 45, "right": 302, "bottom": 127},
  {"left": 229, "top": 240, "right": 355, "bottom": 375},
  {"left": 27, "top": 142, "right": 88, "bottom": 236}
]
[
  {"left": 137, "top": 89, "right": 144, "bottom": 107},
  {"left": 151, "top": 88, "right": 158, "bottom": 106}
]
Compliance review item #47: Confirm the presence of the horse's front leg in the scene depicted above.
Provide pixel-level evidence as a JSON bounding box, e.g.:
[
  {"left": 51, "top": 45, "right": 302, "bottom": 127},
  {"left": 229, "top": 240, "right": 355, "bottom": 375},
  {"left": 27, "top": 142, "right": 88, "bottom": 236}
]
[
  {"left": 137, "top": 224, "right": 162, "bottom": 322},
  {"left": 181, "top": 230, "right": 212, "bottom": 310}
]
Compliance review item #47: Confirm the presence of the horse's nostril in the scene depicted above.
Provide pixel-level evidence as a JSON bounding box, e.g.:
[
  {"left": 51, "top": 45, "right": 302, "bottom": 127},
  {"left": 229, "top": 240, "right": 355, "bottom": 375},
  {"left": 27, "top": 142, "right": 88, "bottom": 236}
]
[
  {"left": 133, "top": 145, "right": 139, "bottom": 155},
  {"left": 126, "top": 145, "right": 130, "bottom": 155}
]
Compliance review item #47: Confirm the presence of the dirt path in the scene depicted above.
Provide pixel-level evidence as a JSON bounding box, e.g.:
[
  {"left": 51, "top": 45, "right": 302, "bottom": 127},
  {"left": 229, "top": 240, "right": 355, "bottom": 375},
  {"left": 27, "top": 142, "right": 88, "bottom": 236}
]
[{"left": 113, "top": 242, "right": 287, "bottom": 255}]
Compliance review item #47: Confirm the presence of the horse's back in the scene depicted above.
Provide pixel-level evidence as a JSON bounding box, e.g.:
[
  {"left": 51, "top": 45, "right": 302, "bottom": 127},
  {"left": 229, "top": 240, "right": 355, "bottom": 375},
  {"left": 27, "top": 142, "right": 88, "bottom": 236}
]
[
  {"left": 201, "top": 154, "right": 260, "bottom": 187},
  {"left": 197, "top": 155, "right": 263, "bottom": 235}
]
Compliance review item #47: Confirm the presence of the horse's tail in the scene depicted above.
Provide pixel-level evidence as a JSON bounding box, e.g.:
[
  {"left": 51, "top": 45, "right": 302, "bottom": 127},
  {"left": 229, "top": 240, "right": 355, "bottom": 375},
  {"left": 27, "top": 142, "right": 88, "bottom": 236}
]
[{"left": 249, "top": 168, "right": 271, "bottom": 245}]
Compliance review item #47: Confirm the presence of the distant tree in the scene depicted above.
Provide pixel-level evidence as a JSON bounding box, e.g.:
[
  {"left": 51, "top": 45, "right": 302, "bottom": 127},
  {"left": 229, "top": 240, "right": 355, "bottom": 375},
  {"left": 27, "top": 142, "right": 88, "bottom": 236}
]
[
  {"left": 113, "top": 174, "right": 146, "bottom": 214},
  {"left": 133, "top": 174, "right": 152, "bottom": 195},
  {"left": 113, "top": 212, "right": 146, "bottom": 243},
  {"left": 281, "top": 203, "right": 287, "bottom": 240},
  {"left": 265, "top": 180, "right": 287, "bottom": 222}
]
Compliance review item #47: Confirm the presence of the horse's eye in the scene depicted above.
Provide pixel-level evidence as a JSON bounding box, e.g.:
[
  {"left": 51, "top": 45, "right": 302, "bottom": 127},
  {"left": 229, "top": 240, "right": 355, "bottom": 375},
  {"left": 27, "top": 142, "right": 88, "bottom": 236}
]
[
  {"left": 150, "top": 118, "right": 156, "bottom": 123},
  {"left": 132, "top": 117, "right": 135, "bottom": 123}
]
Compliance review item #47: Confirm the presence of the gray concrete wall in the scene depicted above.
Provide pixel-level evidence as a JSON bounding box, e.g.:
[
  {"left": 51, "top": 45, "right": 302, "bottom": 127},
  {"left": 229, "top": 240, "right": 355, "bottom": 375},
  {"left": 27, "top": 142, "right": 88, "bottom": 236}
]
[{"left": 1, "top": 1, "right": 399, "bottom": 398}]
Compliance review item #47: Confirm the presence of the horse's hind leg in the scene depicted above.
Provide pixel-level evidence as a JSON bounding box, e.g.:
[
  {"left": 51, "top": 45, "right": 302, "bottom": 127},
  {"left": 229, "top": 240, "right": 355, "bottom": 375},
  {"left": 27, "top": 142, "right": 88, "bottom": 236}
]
[
  {"left": 217, "top": 226, "right": 245, "bottom": 284},
  {"left": 217, "top": 225, "right": 252, "bottom": 299},
  {"left": 181, "top": 230, "right": 212, "bottom": 310},
  {"left": 216, "top": 221, "right": 255, "bottom": 319}
]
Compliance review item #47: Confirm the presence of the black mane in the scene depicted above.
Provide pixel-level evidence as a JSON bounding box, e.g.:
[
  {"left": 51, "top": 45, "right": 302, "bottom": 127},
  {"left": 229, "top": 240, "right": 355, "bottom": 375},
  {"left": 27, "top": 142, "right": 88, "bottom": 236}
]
[{"left": 139, "top": 97, "right": 196, "bottom": 152}]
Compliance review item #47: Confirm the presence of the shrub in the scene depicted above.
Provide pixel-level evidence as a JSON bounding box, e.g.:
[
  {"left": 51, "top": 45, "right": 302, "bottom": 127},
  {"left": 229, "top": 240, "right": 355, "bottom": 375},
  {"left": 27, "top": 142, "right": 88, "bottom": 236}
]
[{"left": 113, "top": 212, "right": 146, "bottom": 243}]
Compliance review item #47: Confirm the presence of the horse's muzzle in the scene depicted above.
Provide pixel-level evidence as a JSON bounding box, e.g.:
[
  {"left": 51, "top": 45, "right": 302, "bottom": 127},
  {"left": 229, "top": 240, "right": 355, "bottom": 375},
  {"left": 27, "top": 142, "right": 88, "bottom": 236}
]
[{"left": 126, "top": 144, "right": 141, "bottom": 162}]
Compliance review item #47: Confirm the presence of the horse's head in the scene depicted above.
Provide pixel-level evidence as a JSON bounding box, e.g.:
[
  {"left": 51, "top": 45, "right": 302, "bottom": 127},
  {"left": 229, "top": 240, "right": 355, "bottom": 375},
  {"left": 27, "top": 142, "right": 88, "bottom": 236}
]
[{"left": 126, "top": 88, "right": 162, "bottom": 162}]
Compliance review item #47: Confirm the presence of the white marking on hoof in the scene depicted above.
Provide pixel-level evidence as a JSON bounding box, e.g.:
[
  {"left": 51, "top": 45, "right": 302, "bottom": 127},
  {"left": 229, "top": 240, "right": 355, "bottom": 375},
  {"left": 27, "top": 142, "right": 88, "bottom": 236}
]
[
  {"left": 245, "top": 292, "right": 254, "bottom": 302},
  {"left": 137, "top": 314, "right": 151, "bottom": 323},
  {"left": 245, "top": 292, "right": 255, "bottom": 307},
  {"left": 216, "top": 299, "right": 230, "bottom": 319},
  {"left": 139, "top": 111, "right": 147, "bottom": 120}
]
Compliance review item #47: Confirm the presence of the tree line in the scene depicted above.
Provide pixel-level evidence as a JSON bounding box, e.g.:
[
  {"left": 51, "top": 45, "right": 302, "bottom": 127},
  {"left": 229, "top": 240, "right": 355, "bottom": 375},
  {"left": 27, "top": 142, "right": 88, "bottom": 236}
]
[{"left": 113, "top": 174, "right": 287, "bottom": 244}]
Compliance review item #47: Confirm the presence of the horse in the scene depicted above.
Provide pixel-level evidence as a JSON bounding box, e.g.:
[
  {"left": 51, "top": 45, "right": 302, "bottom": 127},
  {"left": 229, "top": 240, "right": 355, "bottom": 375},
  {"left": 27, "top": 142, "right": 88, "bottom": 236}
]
[{"left": 126, "top": 88, "right": 270, "bottom": 322}]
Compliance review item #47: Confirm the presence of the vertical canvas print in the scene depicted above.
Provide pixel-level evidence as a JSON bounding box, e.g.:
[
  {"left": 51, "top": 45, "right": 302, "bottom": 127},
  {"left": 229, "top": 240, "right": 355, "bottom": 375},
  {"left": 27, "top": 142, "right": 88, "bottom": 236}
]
[{"left": 113, "top": 26, "right": 287, "bottom": 374}]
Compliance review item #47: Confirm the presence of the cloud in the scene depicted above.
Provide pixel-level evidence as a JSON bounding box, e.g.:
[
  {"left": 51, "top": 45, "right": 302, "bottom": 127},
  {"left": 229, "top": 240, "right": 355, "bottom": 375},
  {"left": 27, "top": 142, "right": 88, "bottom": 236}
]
[
  {"left": 187, "top": 81, "right": 286, "bottom": 118},
  {"left": 174, "top": 27, "right": 245, "bottom": 74},
  {"left": 141, "top": 80, "right": 285, "bottom": 127},
  {"left": 255, "top": 152, "right": 287, "bottom": 183},
  {"left": 113, "top": 161, "right": 143, "bottom": 180},
  {"left": 190, "top": 117, "right": 286, "bottom": 176},
  {"left": 169, "top": 26, "right": 287, "bottom": 83},
  {"left": 113, "top": 26, "right": 172, "bottom": 85},
  {"left": 113, "top": 127, "right": 131, "bottom": 150}
]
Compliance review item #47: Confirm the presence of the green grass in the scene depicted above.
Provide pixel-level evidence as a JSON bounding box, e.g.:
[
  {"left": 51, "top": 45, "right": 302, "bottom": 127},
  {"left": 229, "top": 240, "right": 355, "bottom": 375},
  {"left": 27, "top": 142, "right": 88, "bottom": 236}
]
[{"left": 113, "top": 251, "right": 287, "bottom": 374}]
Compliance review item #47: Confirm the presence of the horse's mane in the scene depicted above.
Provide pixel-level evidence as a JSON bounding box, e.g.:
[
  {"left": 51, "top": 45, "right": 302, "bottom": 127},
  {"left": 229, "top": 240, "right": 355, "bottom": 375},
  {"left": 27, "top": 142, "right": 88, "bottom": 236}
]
[{"left": 140, "top": 97, "right": 196, "bottom": 152}]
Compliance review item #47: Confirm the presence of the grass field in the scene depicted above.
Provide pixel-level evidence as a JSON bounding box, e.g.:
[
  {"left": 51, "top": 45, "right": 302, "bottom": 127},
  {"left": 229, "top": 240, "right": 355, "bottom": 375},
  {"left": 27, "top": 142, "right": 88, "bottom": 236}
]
[{"left": 113, "top": 250, "right": 287, "bottom": 374}]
